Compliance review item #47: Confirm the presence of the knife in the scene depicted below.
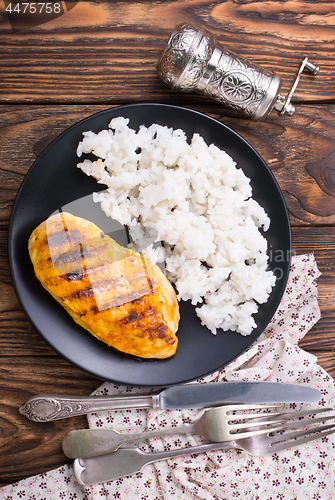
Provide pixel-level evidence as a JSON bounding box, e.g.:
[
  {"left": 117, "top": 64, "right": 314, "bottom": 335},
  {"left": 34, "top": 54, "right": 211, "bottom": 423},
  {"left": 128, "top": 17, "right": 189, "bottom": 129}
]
[{"left": 19, "top": 382, "right": 321, "bottom": 422}]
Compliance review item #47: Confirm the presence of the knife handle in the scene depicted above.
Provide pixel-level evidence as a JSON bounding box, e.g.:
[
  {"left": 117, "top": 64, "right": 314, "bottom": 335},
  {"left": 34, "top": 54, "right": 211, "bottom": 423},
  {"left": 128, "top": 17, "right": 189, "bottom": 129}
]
[{"left": 19, "top": 393, "right": 158, "bottom": 422}]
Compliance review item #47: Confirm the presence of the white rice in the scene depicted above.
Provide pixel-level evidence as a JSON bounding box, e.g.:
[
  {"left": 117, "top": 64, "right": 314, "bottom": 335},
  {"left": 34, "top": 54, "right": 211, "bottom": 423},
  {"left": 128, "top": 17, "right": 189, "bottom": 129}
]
[{"left": 77, "top": 116, "right": 276, "bottom": 336}]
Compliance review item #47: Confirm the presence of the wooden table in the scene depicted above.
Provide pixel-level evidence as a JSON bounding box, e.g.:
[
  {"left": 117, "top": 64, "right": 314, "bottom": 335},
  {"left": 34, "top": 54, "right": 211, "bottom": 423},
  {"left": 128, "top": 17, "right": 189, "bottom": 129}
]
[{"left": 1, "top": 0, "right": 335, "bottom": 488}]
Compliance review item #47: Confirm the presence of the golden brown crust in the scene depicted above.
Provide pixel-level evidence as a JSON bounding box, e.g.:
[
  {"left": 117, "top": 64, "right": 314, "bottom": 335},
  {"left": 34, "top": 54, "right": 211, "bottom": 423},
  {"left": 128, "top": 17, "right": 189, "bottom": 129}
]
[{"left": 28, "top": 212, "right": 179, "bottom": 358}]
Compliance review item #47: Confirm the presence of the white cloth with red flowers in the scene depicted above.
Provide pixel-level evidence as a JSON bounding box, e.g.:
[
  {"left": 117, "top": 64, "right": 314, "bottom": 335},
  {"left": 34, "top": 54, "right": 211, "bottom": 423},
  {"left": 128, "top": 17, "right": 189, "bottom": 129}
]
[{"left": 2, "top": 254, "right": 334, "bottom": 500}]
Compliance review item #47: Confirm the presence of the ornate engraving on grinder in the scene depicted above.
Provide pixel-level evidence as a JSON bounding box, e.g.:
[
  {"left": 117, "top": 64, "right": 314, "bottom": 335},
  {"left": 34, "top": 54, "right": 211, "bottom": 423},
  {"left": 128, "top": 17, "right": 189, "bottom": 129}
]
[
  {"left": 157, "top": 23, "right": 215, "bottom": 91},
  {"left": 206, "top": 49, "right": 277, "bottom": 118},
  {"left": 157, "top": 23, "right": 319, "bottom": 120}
]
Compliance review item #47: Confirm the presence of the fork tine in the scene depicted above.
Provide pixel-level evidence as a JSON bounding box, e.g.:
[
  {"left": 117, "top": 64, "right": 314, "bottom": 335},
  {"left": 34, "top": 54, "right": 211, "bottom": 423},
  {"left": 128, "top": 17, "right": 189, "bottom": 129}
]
[
  {"left": 227, "top": 407, "right": 335, "bottom": 441},
  {"left": 268, "top": 411, "right": 335, "bottom": 433},
  {"left": 228, "top": 407, "right": 334, "bottom": 433},
  {"left": 229, "top": 406, "right": 333, "bottom": 422},
  {"left": 233, "top": 420, "right": 335, "bottom": 442},
  {"left": 270, "top": 421, "right": 335, "bottom": 445},
  {"left": 225, "top": 411, "right": 334, "bottom": 441},
  {"left": 268, "top": 407, "right": 334, "bottom": 422},
  {"left": 268, "top": 423, "right": 335, "bottom": 453}
]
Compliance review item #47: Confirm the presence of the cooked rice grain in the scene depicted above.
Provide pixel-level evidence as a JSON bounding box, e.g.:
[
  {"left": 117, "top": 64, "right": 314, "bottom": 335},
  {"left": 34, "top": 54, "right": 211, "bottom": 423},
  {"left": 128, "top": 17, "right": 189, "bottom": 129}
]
[{"left": 77, "top": 117, "right": 276, "bottom": 335}]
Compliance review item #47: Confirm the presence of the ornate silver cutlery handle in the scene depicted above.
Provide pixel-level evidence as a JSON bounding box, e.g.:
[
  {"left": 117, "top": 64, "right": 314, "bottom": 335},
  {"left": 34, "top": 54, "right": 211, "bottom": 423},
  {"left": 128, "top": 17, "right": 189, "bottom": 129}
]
[{"left": 19, "top": 394, "right": 158, "bottom": 422}]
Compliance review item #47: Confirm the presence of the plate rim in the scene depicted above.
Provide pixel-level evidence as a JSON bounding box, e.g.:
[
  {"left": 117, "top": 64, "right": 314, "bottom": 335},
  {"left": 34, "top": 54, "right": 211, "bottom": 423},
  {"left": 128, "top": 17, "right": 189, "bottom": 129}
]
[{"left": 8, "top": 103, "right": 292, "bottom": 386}]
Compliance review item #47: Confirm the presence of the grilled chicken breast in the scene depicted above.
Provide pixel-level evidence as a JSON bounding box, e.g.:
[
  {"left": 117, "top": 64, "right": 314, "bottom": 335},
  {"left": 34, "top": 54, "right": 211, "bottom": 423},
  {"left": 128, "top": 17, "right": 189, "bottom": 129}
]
[{"left": 28, "top": 212, "right": 179, "bottom": 358}]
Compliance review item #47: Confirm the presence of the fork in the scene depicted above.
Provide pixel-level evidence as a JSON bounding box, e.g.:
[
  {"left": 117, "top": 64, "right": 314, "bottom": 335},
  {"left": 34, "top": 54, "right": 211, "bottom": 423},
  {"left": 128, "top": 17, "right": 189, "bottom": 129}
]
[
  {"left": 64, "top": 403, "right": 284, "bottom": 458},
  {"left": 73, "top": 406, "right": 335, "bottom": 485},
  {"left": 64, "top": 404, "right": 334, "bottom": 459}
]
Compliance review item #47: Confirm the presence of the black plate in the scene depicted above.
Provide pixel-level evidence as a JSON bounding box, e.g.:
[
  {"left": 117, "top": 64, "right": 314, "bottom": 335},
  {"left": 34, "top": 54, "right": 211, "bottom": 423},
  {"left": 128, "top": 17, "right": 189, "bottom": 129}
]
[{"left": 8, "top": 104, "right": 291, "bottom": 387}]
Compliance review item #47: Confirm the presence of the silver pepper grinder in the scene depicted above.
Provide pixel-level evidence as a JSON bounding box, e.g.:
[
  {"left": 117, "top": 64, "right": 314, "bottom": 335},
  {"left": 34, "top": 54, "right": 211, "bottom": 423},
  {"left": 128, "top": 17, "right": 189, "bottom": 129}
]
[{"left": 156, "top": 23, "right": 319, "bottom": 121}]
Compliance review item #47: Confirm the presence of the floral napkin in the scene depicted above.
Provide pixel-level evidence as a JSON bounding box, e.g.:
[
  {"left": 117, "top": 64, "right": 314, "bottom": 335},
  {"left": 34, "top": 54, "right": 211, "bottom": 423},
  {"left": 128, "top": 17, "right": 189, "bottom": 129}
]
[{"left": 2, "top": 254, "right": 335, "bottom": 500}]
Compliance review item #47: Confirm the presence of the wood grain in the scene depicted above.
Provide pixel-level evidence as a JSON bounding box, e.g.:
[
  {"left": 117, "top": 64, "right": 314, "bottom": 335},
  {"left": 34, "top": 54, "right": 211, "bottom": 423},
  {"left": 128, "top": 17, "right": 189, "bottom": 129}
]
[
  {"left": 1, "top": 104, "right": 335, "bottom": 485},
  {"left": 0, "top": 1, "right": 334, "bottom": 104},
  {"left": 293, "top": 226, "right": 335, "bottom": 352},
  {"left": 1, "top": 0, "right": 335, "bottom": 489},
  {"left": 0, "top": 357, "right": 99, "bottom": 485},
  {"left": 1, "top": 103, "right": 335, "bottom": 229},
  {"left": 1, "top": 350, "right": 335, "bottom": 485},
  {"left": 2, "top": 224, "right": 335, "bottom": 357}
]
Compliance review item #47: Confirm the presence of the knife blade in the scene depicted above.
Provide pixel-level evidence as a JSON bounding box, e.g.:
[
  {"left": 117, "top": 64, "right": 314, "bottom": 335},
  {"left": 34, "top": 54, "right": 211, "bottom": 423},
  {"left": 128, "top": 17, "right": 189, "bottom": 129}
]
[{"left": 19, "top": 382, "right": 320, "bottom": 422}]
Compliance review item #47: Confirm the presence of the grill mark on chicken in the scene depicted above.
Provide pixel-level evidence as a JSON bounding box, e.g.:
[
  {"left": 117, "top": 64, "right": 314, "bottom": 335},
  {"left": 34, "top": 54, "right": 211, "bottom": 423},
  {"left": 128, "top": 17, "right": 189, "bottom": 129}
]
[
  {"left": 51, "top": 241, "right": 109, "bottom": 267},
  {"left": 47, "top": 267, "right": 152, "bottom": 303},
  {"left": 120, "top": 305, "right": 156, "bottom": 325},
  {"left": 52, "top": 248, "right": 82, "bottom": 267},
  {"left": 60, "top": 283, "right": 154, "bottom": 315},
  {"left": 64, "top": 286, "right": 95, "bottom": 300},
  {"left": 138, "top": 252, "right": 154, "bottom": 297},
  {"left": 137, "top": 323, "right": 171, "bottom": 341},
  {"left": 46, "top": 228, "right": 82, "bottom": 248},
  {"left": 43, "top": 227, "right": 157, "bottom": 313},
  {"left": 28, "top": 213, "right": 179, "bottom": 358},
  {"left": 96, "top": 291, "right": 153, "bottom": 310},
  {"left": 62, "top": 274, "right": 127, "bottom": 288},
  {"left": 119, "top": 305, "right": 172, "bottom": 342},
  {"left": 79, "top": 242, "right": 87, "bottom": 273},
  {"left": 46, "top": 212, "right": 110, "bottom": 268},
  {"left": 59, "top": 263, "right": 153, "bottom": 288},
  {"left": 62, "top": 285, "right": 132, "bottom": 305},
  {"left": 46, "top": 212, "right": 73, "bottom": 247},
  {"left": 64, "top": 271, "right": 85, "bottom": 281},
  {"left": 122, "top": 310, "right": 142, "bottom": 323}
]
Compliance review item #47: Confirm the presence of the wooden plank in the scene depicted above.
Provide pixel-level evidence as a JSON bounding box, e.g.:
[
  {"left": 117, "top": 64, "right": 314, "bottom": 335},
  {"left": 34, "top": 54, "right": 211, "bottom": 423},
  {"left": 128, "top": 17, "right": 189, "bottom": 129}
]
[
  {"left": 292, "top": 226, "right": 335, "bottom": 352},
  {"left": 0, "top": 213, "right": 334, "bottom": 486},
  {"left": 0, "top": 0, "right": 334, "bottom": 489},
  {"left": 1, "top": 226, "right": 334, "bottom": 355},
  {"left": 1, "top": 108, "right": 335, "bottom": 356},
  {"left": 1, "top": 350, "right": 335, "bottom": 487},
  {"left": 0, "top": 104, "right": 111, "bottom": 226},
  {"left": 1, "top": 103, "right": 335, "bottom": 229},
  {"left": 0, "top": 0, "right": 334, "bottom": 103},
  {"left": 0, "top": 356, "right": 99, "bottom": 486},
  {"left": 314, "top": 352, "right": 335, "bottom": 380}
]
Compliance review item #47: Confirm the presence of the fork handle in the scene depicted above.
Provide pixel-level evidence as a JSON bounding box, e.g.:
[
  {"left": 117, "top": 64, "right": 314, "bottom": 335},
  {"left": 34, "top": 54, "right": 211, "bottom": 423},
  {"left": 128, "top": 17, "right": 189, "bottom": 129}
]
[
  {"left": 63, "top": 424, "right": 196, "bottom": 458},
  {"left": 74, "top": 442, "right": 235, "bottom": 486}
]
